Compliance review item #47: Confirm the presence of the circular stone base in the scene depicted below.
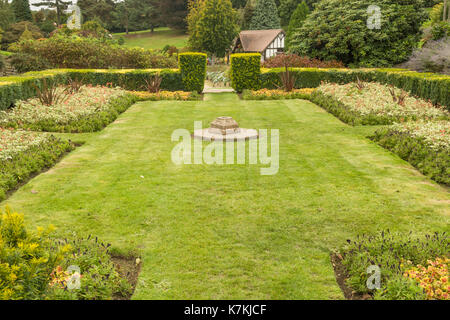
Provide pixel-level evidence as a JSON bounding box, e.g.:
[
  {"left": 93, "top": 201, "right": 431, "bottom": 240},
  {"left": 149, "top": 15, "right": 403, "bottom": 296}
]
[{"left": 193, "top": 128, "right": 259, "bottom": 141}]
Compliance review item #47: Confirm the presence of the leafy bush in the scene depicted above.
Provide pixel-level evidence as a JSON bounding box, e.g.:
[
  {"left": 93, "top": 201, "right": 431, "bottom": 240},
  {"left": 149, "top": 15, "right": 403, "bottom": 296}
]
[
  {"left": 46, "top": 236, "right": 132, "bottom": 300},
  {"left": 290, "top": 0, "right": 427, "bottom": 67},
  {"left": 0, "top": 207, "right": 68, "bottom": 300},
  {"left": 399, "top": 38, "right": 450, "bottom": 74},
  {"left": 263, "top": 54, "right": 344, "bottom": 69},
  {"left": 339, "top": 230, "right": 449, "bottom": 299},
  {"left": 311, "top": 82, "right": 449, "bottom": 125},
  {"left": 1, "top": 21, "right": 43, "bottom": 50},
  {"left": 9, "top": 52, "right": 51, "bottom": 73},
  {"left": 0, "top": 86, "right": 137, "bottom": 133},
  {"left": 10, "top": 36, "right": 178, "bottom": 69},
  {"left": 0, "top": 55, "right": 4, "bottom": 71},
  {"left": 431, "top": 22, "right": 450, "bottom": 40},
  {"left": 0, "top": 130, "right": 74, "bottom": 201},
  {"left": 370, "top": 120, "right": 450, "bottom": 185},
  {"left": 230, "top": 53, "right": 261, "bottom": 92},
  {"left": 0, "top": 207, "right": 133, "bottom": 300},
  {"left": 178, "top": 52, "right": 207, "bottom": 93}
]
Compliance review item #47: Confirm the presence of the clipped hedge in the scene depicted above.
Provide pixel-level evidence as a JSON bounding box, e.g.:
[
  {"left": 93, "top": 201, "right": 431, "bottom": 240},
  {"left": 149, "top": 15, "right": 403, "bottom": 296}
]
[
  {"left": 259, "top": 68, "right": 450, "bottom": 109},
  {"left": 0, "top": 68, "right": 186, "bottom": 111},
  {"left": 0, "top": 135, "right": 74, "bottom": 201},
  {"left": 178, "top": 52, "right": 207, "bottom": 93},
  {"left": 230, "top": 53, "right": 261, "bottom": 92},
  {"left": 370, "top": 127, "right": 449, "bottom": 186}
]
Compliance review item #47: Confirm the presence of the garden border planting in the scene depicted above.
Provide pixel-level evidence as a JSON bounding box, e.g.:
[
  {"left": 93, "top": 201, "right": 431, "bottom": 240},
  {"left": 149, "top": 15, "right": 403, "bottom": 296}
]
[
  {"left": 0, "top": 132, "right": 74, "bottom": 201},
  {"left": 370, "top": 122, "right": 450, "bottom": 186},
  {"left": 229, "top": 54, "right": 449, "bottom": 109}
]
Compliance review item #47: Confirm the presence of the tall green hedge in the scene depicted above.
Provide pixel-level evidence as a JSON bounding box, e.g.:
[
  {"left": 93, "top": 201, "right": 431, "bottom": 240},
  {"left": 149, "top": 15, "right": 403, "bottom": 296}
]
[
  {"left": 259, "top": 68, "right": 450, "bottom": 109},
  {"left": 178, "top": 53, "right": 207, "bottom": 93},
  {"left": 230, "top": 53, "right": 261, "bottom": 92},
  {"left": 0, "top": 69, "right": 184, "bottom": 111}
]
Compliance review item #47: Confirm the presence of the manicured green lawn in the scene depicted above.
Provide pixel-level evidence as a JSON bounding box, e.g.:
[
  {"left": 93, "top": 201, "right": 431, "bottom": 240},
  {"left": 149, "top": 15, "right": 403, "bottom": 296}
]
[
  {"left": 113, "top": 27, "right": 188, "bottom": 50},
  {"left": 2, "top": 93, "right": 449, "bottom": 299}
]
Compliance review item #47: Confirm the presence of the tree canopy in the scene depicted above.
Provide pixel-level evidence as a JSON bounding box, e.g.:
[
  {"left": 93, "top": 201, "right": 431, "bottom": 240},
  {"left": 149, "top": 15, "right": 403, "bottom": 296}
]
[{"left": 249, "top": 0, "right": 281, "bottom": 30}]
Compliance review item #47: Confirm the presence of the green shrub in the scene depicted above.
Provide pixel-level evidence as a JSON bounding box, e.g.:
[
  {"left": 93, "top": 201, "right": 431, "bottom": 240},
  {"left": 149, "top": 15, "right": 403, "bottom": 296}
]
[
  {"left": 370, "top": 124, "right": 450, "bottom": 185},
  {"left": 0, "top": 55, "right": 4, "bottom": 71},
  {"left": 259, "top": 68, "right": 450, "bottom": 110},
  {"left": 289, "top": 0, "right": 427, "bottom": 67},
  {"left": 9, "top": 52, "right": 51, "bottom": 73},
  {"left": 46, "top": 236, "right": 132, "bottom": 300},
  {"left": 339, "top": 230, "right": 448, "bottom": 299},
  {"left": 230, "top": 53, "right": 261, "bottom": 92},
  {"left": 178, "top": 52, "right": 207, "bottom": 93},
  {"left": 0, "top": 135, "right": 74, "bottom": 201},
  {"left": 10, "top": 36, "right": 178, "bottom": 69},
  {"left": 431, "top": 22, "right": 449, "bottom": 40},
  {"left": 0, "top": 207, "right": 68, "bottom": 300}
]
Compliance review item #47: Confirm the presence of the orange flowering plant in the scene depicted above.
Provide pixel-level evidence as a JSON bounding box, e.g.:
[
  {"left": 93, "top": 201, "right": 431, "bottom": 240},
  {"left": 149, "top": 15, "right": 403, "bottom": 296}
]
[{"left": 403, "top": 257, "right": 449, "bottom": 300}]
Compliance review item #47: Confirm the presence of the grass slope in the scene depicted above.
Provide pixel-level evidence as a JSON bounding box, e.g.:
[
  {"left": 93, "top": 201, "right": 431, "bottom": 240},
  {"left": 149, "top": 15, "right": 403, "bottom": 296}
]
[
  {"left": 114, "top": 27, "right": 188, "bottom": 50},
  {"left": 2, "top": 93, "right": 449, "bottom": 299}
]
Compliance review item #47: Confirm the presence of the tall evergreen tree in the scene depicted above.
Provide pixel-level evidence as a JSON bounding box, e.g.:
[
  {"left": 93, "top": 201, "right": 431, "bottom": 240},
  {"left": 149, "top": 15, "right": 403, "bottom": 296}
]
[
  {"left": 160, "top": 0, "right": 189, "bottom": 30},
  {"left": 286, "top": 1, "right": 308, "bottom": 48},
  {"left": 249, "top": 0, "right": 280, "bottom": 30},
  {"left": 33, "top": 0, "right": 72, "bottom": 25},
  {"left": 0, "top": 0, "right": 15, "bottom": 30},
  {"left": 12, "top": 0, "right": 32, "bottom": 22},
  {"left": 278, "top": 0, "right": 302, "bottom": 27}
]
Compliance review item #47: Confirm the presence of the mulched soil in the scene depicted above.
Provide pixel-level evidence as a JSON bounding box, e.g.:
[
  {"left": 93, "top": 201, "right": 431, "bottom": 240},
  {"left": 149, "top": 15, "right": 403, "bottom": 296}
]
[
  {"left": 112, "top": 255, "right": 142, "bottom": 300},
  {"left": 330, "top": 252, "right": 372, "bottom": 300}
]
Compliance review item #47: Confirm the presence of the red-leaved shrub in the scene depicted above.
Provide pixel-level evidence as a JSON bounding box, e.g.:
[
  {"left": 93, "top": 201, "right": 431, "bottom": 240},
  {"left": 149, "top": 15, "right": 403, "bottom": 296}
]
[{"left": 262, "top": 53, "right": 344, "bottom": 68}]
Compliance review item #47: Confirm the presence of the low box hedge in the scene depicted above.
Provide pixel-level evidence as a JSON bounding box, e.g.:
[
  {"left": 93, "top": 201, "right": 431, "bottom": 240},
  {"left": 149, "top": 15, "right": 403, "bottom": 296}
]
[
  {"left": 259, "top": 68, "right": 450, "bottom": 109},
  {"left": 0, "top": 135, "right": 74, "bottom": 201},
  {"left": 370, "top": 125, "right": 449, "bottom": 186}
]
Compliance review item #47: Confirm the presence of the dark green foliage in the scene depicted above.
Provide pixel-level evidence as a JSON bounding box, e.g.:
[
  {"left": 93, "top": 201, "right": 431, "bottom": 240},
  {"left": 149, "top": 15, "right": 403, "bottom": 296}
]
[
  {"left": 9, "top": 52, "right": 51, "bottom": 73},
  {"left": 339, "top": 231, "right": 449, "bottom": 296},
  {"left": 0, "top": 0, "right": 15, "bottom": 31},
  {"left": 249, "top": 0, "right": 281, "bottom": 30},
  {"left": 160, "top": 0, "right": 189, "bottom": 30},
  {"left": 178, "top": 52, "right": 207, "bottom": 93},
  {"left": 289, "top": 0, "right": 427, "bottom": 67},
  {"left": 431, "top": 21, "right": 449, "bottom": 40},
  {"left": 0, "top": 69, "right": 187, "bottom": 111},
  {"left": 286, "top": 1, "right": 309, "bottom": 48},
  {"left": 11, "top": 0, "right": 32, "bottom": 22},
  {"left": 1, "top": 21, "right": 43, "bottom": 50},
  {"left": 259, "top": 68, "right": 450, "bottom": 109},
  {"left": 0, "top": 135, "right": 74, "bottom": 201},
  {"left": 370, "top": 128, "right": 450, "bottom": 185},
  {"left": 278, "top": 0, "right": 303, "bottom": 27},
  {"left": 10, "top": 36, "right": 178, "bottom": 69},
  {"left": 230, "top": 53, "right": 261, "bottom": 92}
]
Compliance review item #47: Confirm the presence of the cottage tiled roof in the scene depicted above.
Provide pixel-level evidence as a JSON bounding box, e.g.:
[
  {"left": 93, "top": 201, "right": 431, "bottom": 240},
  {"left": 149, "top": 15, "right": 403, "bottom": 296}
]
[{"left": 238, "top": 29, "right": 284, "bottom": 52}]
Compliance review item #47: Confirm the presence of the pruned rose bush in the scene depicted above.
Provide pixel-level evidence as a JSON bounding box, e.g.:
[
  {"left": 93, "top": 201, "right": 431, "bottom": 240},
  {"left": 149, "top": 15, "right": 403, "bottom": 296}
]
[
  {"left": 0, "top": 85, "right": 137, "bottom": 133},
  {"left": 311, "top": 82, "right": 449, "bottom": 125}
]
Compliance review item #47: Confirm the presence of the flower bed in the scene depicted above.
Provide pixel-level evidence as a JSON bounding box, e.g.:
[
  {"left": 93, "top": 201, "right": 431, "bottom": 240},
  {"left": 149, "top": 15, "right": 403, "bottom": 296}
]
[
  {"left": 0, "top": 129, "right": 74, "bottom": 200},
  {"left": 0, "top": 86, "right": 137, "bottom": 133},
  {"left": 0, "top": 208, "right": 135, "bottom": 300},
  {"left": 370, "top": 120, "right": 449, "bottom": 185},
  {"left": 310, "top": 82, "right": 449, "bottom": 125},
  {"left": 130, "top": 91, "right": 201, "bottom": 101},
  {"left": 335, "top": 231, "right": 449, "bottom": 300},
  {"left": 242, "top": 88, "right": 315, "bottom": 100}
]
